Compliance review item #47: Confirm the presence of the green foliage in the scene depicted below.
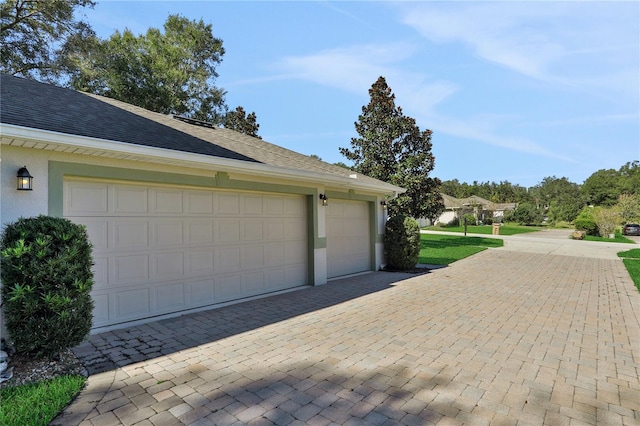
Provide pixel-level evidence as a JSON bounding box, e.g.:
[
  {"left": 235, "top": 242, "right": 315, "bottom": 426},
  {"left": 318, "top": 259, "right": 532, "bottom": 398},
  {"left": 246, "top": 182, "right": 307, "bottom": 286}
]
[
  {"left": 582, "top": 168, "right": 625, "bottom": 206},
  {"left": 0, "top": 216, "right": 94, "bottom": 358},
  {"left": 66, "top": 14, "right": 227, "bottom": 123},
  {"left": 224, "top": 106, "right": 261, "bottom": 138},
  {"left": 617, "top": 193, "right": 640, "bottom": 224},
  {"left": 530, "top": 176, "right": 584, "bottom": 222},
  {"left": 509, "top": 202, "right": 542, "bottom": 225},
  {"left": 0, "top": 0, "right": 95, "bottom": 81},
  {"left": 574, "top": 206, "right": 598, "bottom": 236},
  {"left": 440, "top": 179, "right": 531, "bottom": 204},
  {"left": 0, "top": 374, "right": 86, "bottom": 426},
  {"left": 340, "top": 76, "right": 444, "bottom": 219},
  {"left": 384, "top": 215, "right": 421, "bottom": 270}
]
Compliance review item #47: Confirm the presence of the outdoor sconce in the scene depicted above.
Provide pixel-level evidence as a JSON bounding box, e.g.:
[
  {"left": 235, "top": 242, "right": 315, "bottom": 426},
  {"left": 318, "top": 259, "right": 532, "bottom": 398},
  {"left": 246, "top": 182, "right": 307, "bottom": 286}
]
[
  {"left": 319, "top": 193, "right": 328, "bottom": 206},
  {"left": 17, "top": 166, "right": 33, "bottom": 191},
  {"left": 380, "top": 200, "right": 387, "bottom": 209}
]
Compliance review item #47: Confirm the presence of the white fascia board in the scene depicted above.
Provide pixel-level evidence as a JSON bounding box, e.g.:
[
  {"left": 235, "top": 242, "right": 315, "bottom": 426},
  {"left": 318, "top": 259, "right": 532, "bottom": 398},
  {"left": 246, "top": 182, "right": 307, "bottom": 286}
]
[{"left": 0, "top": 124, "right": 405, "bottom": 194}]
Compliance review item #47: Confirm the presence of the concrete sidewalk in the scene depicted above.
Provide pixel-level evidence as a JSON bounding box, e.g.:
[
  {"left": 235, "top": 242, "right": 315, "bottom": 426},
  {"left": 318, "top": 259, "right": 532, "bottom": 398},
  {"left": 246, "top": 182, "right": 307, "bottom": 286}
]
[{"left": 56, "top": 232, "right": 640, "bottom": 425}]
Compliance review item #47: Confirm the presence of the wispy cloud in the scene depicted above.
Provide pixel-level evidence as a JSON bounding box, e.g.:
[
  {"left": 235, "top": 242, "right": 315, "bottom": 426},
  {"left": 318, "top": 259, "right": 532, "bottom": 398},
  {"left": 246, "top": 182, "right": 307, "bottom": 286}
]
[{"left": 398, "top": 1, "right": 639, "bottom": 96}]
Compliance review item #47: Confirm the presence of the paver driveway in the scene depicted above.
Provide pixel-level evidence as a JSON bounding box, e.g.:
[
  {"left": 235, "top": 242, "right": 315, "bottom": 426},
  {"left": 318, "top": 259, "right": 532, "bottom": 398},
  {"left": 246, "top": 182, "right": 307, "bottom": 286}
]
[{"left": 56, "top": 235, "right": 640, "bottom": 425}]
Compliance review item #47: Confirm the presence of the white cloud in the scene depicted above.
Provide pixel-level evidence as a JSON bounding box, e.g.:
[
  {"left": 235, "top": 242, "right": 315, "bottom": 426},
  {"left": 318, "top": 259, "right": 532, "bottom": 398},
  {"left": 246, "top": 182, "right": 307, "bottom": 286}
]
[{"left": 399, "top": 1, "right": 639, "bottom": 95}]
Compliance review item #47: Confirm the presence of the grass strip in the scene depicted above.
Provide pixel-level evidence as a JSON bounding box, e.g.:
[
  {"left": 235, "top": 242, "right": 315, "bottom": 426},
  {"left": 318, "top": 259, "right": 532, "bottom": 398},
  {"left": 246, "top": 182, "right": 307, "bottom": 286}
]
[
  {"left": 0, "top": 375, "right": 86, "bottom": 426},
  {"left": 419, "top": 233, "right": 503, "bottom": 265},
  {"left": 424, "top": 225, "right": 541, "bottom": 236},
  {"left": 584, "top": 234, "right": 635, "bottom": 243},
  {"left": 618, "top": 249, "right": 640, "bottom": 292}
]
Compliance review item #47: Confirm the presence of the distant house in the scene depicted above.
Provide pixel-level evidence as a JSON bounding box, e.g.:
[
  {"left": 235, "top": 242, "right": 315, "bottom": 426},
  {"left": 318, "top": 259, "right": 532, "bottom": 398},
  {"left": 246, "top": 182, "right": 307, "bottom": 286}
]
[
  {"left": 419, "top": 194, "right": 518, "bottom": 226},
  {"left": 1, "top": 75, "right": 405, "bottom": 332}
]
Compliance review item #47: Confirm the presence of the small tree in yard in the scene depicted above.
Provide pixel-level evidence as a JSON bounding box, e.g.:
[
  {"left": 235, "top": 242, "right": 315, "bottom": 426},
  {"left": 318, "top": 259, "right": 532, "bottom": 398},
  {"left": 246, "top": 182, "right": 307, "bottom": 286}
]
[
  {"left": 384, "top": 215, "right": 421, "bottom": 270},
  {"left": 592, "top": 207, "right": 621, "bottom": 237},
  {"left": 1, "top": 216, "right": 94, "bottom": 359}
]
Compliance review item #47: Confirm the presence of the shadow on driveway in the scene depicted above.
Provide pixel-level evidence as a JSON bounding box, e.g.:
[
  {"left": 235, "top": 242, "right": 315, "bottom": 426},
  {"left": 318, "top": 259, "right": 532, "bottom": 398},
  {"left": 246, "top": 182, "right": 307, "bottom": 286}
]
[{"left": 73, "top": 271, "right": 425, "bottom": 376}]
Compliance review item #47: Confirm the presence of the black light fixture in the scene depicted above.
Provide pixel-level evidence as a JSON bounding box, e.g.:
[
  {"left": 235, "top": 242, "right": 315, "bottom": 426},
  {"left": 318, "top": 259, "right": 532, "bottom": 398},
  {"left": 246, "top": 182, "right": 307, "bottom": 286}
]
[
  {"left": 380, "top": 200, "right": 387, "bottom": 209},
  {"left": 17, "top": 166, "right": 33, "bottom": 191},
  {"left": 319, "top": 193, "right": 328, "bottom": 206}
]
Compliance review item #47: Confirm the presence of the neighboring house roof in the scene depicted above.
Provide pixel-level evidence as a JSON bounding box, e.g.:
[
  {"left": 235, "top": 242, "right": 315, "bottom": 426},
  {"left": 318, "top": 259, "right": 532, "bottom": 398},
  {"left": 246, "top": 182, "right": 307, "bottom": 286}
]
[
  {"left": 0, "top": 74, "right": 404, "bottom": 195},
  {"left": 441, "top": 194, "right": 518, "bottom": 212}
]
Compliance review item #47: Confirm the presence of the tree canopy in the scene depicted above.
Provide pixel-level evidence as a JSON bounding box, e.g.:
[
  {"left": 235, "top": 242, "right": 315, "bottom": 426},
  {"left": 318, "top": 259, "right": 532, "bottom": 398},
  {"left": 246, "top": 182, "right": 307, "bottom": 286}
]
[
  {"left": 0, "top": 0, "right": 95, "bottom": 81},
  {"left": 340, "top": 76, "right": 444, "bottom": 219},
  {"left": 224, "top": 106, "right": 261, "bottom": 138},
  {"left": 64, "top": 14, "right": 228, "bottom": 123}
]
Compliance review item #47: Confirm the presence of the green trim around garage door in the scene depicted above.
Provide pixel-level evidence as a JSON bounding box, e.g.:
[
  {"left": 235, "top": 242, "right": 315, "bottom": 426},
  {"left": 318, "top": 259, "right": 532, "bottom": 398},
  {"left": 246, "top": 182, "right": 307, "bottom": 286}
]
[
  {"left": 48, "top": 161, "right": 328, "bottom": 284},
  {"left": 325, "top": 190, "right": 381, "bottom": 272}
]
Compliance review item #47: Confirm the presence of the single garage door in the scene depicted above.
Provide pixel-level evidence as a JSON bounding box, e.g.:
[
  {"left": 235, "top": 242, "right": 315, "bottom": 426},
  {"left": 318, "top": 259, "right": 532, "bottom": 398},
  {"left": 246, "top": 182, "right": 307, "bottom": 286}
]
[
  {"left": 326, "top": 199, "right": 371, "bottom": 278},
  {"left": 64, "top": 179, "right": 308, "bottom": 329}
]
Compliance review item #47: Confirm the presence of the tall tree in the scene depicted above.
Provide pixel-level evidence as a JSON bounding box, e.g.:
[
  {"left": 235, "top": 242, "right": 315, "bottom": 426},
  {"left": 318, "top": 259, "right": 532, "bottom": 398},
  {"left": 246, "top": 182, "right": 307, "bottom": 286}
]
[
  {"left": 340, "top": 76, "right": 444, "bottom": 219},
  {"left": 0, "top": 0, "right": 95, "bottom": 81},
  {"left": 224, "top": 106, "right": 261, "bottom": 138},
  {"left": 581, "top": 168, "right": 621, "bottom": 206},
  {"left": 530, "top": 176, "right": 584, "bottom": 222},
  {"left": 66, "top": 14, "right": 227, "bottom": 123}
]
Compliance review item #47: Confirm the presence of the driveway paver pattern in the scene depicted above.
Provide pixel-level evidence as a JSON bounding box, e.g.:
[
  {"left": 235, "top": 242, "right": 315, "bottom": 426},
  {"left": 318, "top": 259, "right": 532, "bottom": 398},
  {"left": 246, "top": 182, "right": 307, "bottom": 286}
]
[{"left": 55, "top": 238, "right": 640, "bottom": 425}]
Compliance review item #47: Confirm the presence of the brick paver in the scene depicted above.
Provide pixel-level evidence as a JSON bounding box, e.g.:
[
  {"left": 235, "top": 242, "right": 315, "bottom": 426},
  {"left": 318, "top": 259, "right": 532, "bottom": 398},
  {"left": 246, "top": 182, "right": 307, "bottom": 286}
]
[{"left": 54, "top": 239, "right": 640, "bottom": 425}]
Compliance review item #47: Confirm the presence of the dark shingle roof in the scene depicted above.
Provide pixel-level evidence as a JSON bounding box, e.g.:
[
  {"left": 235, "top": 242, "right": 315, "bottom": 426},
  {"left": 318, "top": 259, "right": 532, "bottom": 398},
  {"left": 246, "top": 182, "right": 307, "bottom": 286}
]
[
  {"left": 0, "top": 74, "right": 257, "bottom": 162},
  {"left": 1, "top": 74, "right": 404, "bottom": 192}
]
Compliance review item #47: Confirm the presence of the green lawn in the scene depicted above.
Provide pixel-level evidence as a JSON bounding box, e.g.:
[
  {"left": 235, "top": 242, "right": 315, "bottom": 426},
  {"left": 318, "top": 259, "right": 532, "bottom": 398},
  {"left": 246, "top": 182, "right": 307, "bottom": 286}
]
[
  {"left": 424, "top": 224, "right": 542, "bottom": 236},
  {"left": 0, "top": 375, "right": 86, "bottom": 426},
  {"left": 618, "top": 248, "right": 640, "bottom": 292},
  {"left": 419, "top": 233, "right": 503, "bottom": 265},
  {"left": 584, "top": 234, "right": 635, "bottom": 243}
]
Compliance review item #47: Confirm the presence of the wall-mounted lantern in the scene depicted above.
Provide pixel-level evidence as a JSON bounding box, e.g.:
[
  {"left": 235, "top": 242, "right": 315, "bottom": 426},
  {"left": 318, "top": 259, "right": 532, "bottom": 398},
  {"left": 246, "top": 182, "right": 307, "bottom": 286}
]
[
  {"left": 17, "top": 166, "right": 33, "bottom": 191},
  {"left": 380, "top": 200, "right": 387, "bottom": 210},
  {"left": 319, "top": 193, "right": 328, "bottom": 206}
]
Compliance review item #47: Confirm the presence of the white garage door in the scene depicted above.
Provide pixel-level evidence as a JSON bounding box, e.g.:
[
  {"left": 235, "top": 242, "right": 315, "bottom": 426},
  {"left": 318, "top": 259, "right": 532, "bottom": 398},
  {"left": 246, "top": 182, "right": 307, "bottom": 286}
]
[
  {"left": 326, "top": 199, "right": 371, "bottom": 278},
  {"left": 64, "top": 179, "right": 308, "bottom": 329}
]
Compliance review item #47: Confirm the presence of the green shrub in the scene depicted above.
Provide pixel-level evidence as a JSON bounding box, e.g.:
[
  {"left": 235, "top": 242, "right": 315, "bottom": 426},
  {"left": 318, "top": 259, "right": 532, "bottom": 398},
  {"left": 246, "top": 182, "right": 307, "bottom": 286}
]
[
  {"left": 483, "top": 217, "right": 493, "bottom": 225},
  {"left": 0, "top": 216, "right": 94, "bottom": 359},
  {"left": 462, "top": 213, "right": 476, "bottom": 225},
  {"left": 574, "top": 206, "right": 598, "bottom": 236},
  {"left": 510, "top": 202, "right": 542, "bottom": 225},
  {"left": 384, "top": 215, "right": 420, "bottom": 270}
]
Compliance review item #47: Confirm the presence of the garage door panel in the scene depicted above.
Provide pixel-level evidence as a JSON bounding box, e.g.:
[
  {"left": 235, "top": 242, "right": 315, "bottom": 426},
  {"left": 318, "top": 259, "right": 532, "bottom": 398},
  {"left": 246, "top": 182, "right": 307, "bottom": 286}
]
[
  {"left": 216, "top": 274, "right": 243, "bottom": 301},
  {"left": 66, "top": 182, "right": 108, "bottom": 214},
  {"left": 187, "top": 279, "right": 215, "bottom": 306},
  {"left": 114, "top": 288, "right": 150, "bottom": 319},
  {"left": 113, "top": 186, "right": 148, "bottom": 213},
  {"left": 242, "top": 245, "right": 264, "bottom": 268},
  {"left": 186, "top": 191, "right": 213, "bottom": 214},
  {"left": 152, "top": 220, "right": 183, "bottom": 247},
  {"left": 217, "top": 193, "right": 240, "bottom": 214},
  {"left": 151, "top": 189, "right": 183, "bottom": 214},
  {"left": 155, "top": 283, "right": 185, "bottom": 312},
  {"left": 187, "top": 220, "right": 214, "bottom": 245},
  {"left": 186, "top": 250, "right": 214, "bottom": 276},
  {"left": 216, "top": 247, "right": 241, "bottom": 273},
  {"left": 242, "top": 219, "right": 264, "bottom": 241},
  {"left": 113, "top": 220, "right": 149, "bottom": 249},
  {"left": 243, "top": 195, "right": 264, "bottom": 215},
  {"left": 217, "top": 219, "right": 241, "bottom": 243},
  {"left": 65, "top": 180, "right": 307, "bottom": 328},
  {"left": 152, "top": 252, "right": 184, "bottom": 279},
  {"left": 114, "top": 254, "right": 149, "bottom": 283}
]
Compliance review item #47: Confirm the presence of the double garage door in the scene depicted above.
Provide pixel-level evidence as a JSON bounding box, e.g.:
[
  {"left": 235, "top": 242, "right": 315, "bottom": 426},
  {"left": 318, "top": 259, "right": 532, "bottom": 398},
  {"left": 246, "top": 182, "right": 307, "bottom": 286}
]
[{"left": 64, "top": 179, "right": 308, "bottom": 329}]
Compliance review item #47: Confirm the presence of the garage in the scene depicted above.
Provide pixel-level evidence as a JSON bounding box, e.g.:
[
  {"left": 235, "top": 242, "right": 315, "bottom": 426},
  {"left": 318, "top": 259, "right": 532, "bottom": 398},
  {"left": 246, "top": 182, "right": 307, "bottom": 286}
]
[
  {"left": 326, "top": 199, "right": 372, "bottom": 278},
  {"left": 64, "top": 178, "right": 308, "bottom": 329}
]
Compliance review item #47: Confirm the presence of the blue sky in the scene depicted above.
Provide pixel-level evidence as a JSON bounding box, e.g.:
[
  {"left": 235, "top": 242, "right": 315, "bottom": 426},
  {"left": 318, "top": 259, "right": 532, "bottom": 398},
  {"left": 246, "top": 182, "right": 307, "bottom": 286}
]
[{"left": 82, "top": 1, "right": 639, "bottom": 188}]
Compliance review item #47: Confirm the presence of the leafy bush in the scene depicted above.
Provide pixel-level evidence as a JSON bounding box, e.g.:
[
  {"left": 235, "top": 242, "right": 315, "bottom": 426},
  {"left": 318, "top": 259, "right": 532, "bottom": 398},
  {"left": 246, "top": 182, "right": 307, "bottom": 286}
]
[
  {"left": 592, "top": 206, "right": 621, "bottom": 237},
  {"left": 1, "top": 216, "right": 94, "bottom": 359},
  {"left": 510, "top": 202, "right": 542, "bottom": 225},
  {"left": 574, "top": 206, "right": 598, "bottom": 236},
  {"left": 384, "top": 215, "right": 420, "bottom": 270},
  {"left": 483, "top": 217, "right": 493, "bottom": 225}
]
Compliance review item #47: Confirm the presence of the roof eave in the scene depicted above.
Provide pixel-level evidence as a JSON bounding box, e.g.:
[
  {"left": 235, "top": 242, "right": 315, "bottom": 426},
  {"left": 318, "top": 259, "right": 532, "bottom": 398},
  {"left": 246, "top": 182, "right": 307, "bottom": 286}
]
[{"left": 1, "top": 123, "right": 405, "bottom": 195}]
